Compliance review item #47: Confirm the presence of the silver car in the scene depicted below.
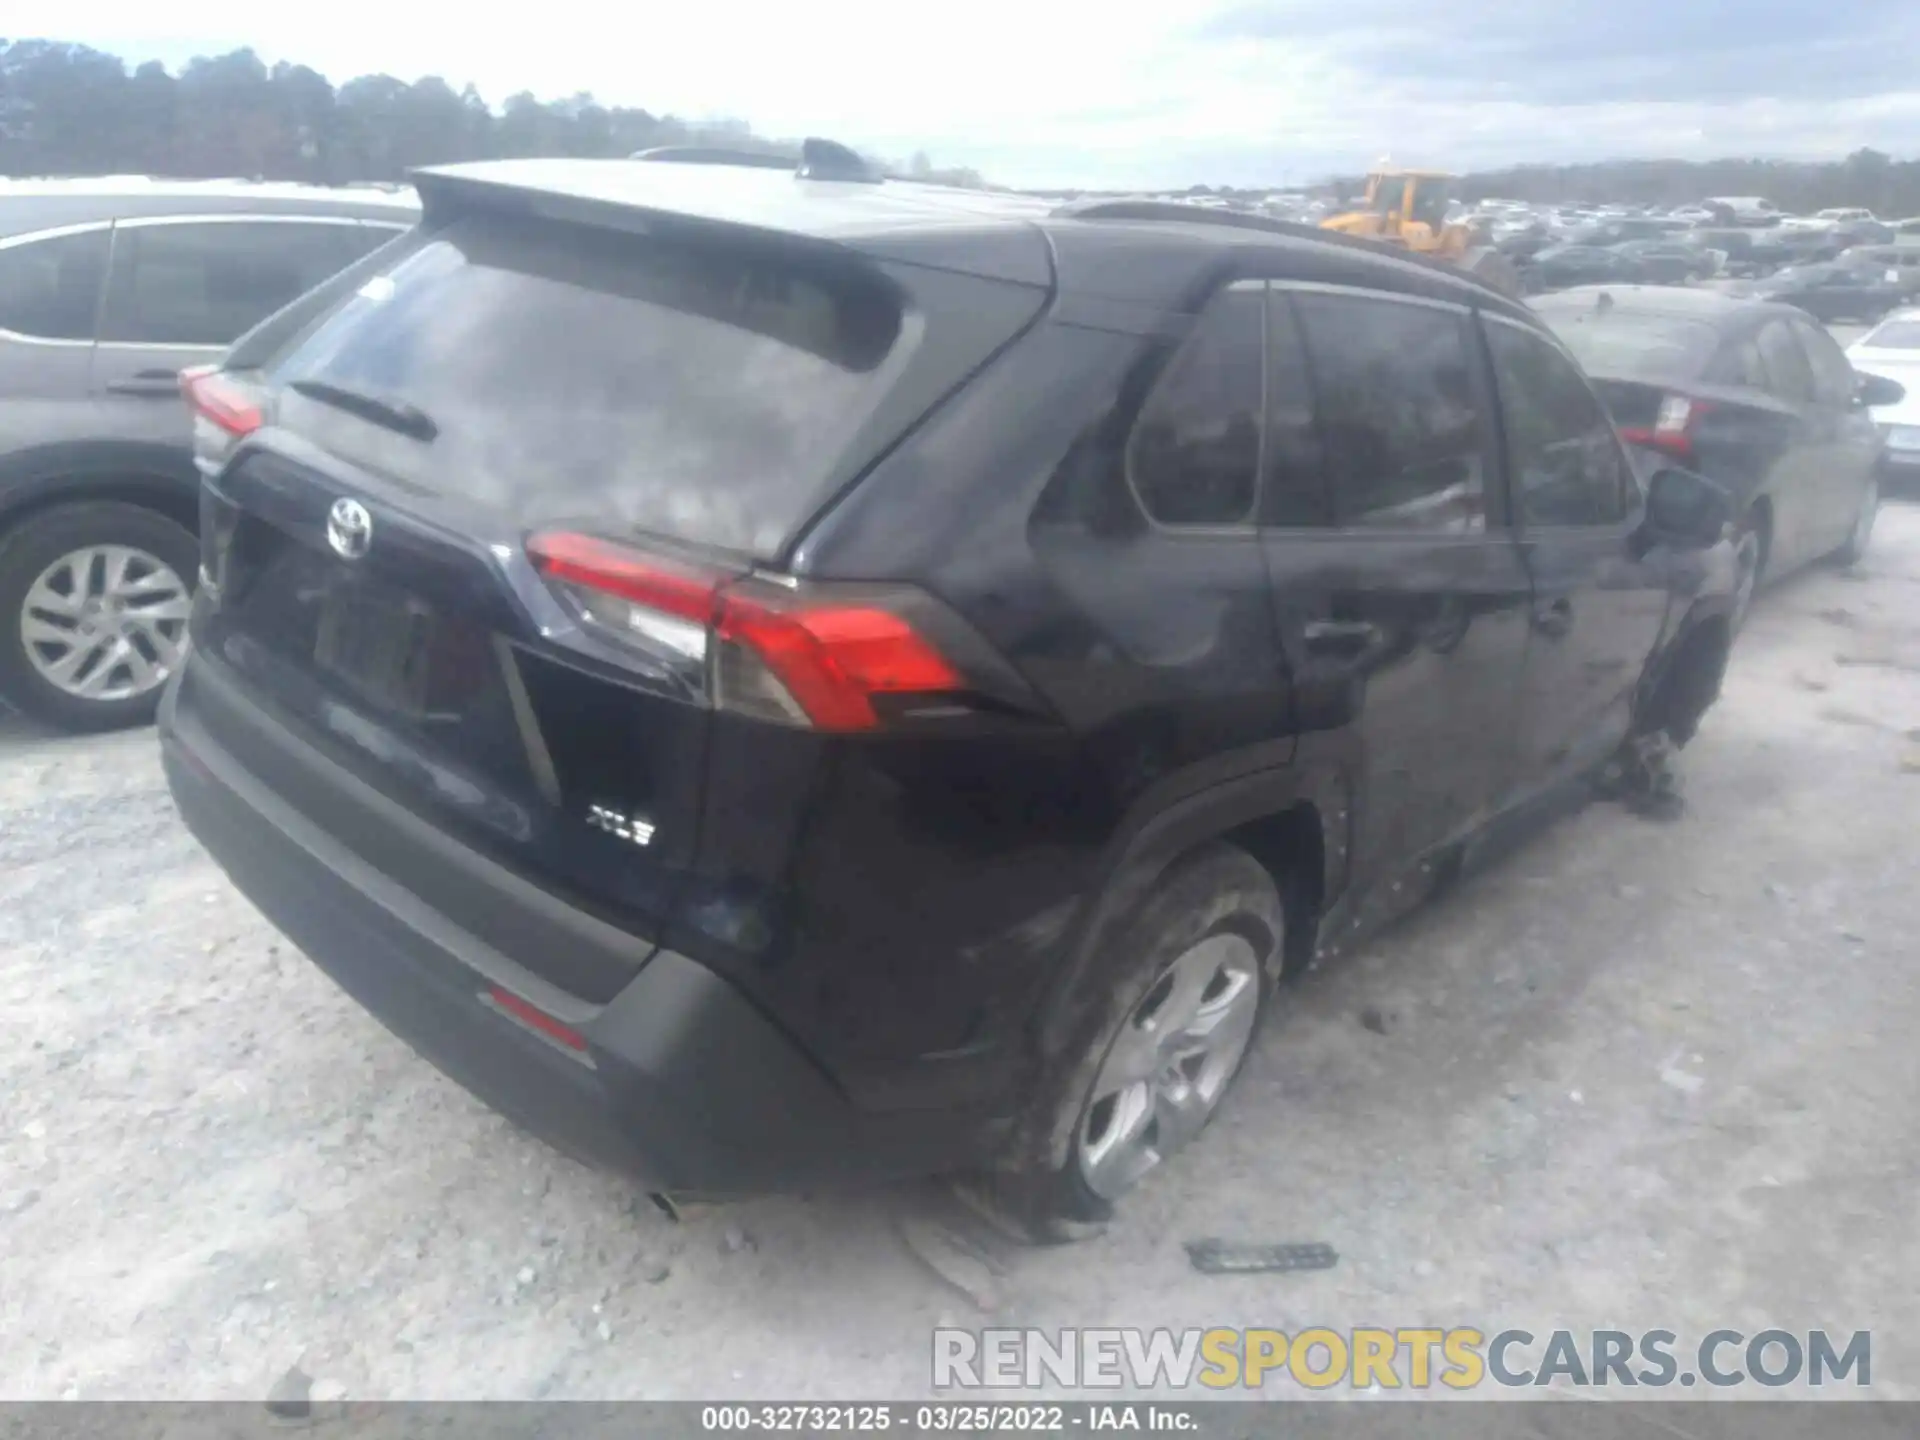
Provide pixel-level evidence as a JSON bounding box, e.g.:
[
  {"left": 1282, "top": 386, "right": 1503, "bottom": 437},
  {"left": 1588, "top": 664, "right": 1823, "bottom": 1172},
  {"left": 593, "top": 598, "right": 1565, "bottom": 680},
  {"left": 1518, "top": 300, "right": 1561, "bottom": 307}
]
[
  {"left": 0, "top": 178, "right": 415, "bottom": 730},
  {"left": 1848, "top": 308, "right": 1920, "bottom": 484}
]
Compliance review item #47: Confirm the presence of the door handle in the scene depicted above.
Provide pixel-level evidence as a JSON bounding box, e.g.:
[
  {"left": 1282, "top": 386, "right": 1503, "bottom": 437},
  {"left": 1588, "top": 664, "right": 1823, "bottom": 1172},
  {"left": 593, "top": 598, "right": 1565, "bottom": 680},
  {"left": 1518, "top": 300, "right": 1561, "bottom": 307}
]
[
  {"left": 1533, "top": 598, "right": 1574, "bottom": 638},
  {"left": 1302, "top": 619, "right": 1382, "bottom": 656}
]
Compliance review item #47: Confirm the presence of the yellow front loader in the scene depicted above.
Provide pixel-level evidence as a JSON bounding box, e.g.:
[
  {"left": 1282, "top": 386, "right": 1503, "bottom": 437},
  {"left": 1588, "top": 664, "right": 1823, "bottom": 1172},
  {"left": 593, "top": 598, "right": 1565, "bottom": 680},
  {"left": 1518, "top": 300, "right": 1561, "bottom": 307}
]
[{"left": 1321, "top": 167, "right": 1522, "bottom": 297}]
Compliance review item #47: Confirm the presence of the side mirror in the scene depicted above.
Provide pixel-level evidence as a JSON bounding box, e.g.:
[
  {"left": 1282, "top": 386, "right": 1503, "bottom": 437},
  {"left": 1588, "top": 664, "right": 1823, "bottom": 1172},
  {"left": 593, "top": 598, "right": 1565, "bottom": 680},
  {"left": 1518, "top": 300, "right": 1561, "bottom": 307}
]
[
  {"left": 1856, "top": 372, "right": 1906, "bottom": 408},
  {"left": 1644, "top": 466, "right": 1734, "bottom": 550}
]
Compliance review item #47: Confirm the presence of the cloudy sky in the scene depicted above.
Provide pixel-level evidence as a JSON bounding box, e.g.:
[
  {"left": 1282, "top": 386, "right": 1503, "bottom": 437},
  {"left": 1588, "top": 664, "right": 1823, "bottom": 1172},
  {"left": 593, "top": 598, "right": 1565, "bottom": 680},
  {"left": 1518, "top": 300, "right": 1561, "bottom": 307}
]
[{"left": 13, "top": 0, "right": 1920, "bottom": 188}]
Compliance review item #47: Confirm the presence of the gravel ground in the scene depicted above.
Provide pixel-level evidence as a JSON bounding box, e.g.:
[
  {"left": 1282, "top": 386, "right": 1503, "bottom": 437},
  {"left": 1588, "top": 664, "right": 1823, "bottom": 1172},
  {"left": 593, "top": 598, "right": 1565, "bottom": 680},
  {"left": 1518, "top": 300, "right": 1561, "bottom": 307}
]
[{"left": 2, "top": 504, "right": 1917, "bottom": 1403}]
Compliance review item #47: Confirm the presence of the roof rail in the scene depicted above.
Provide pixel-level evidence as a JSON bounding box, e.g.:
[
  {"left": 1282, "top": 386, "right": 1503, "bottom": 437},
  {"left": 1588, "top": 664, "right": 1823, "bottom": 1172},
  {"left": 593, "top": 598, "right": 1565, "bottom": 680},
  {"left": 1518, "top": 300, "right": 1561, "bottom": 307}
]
[
  {"left": 1052, "top": 198, "right": 1515, "bottom": 301},
  {"left": 1052, "top": 198, "right": 1336, "bottom": 244},
  {"left": 630, "top": 145, "right": 796, "bottom": 169}
]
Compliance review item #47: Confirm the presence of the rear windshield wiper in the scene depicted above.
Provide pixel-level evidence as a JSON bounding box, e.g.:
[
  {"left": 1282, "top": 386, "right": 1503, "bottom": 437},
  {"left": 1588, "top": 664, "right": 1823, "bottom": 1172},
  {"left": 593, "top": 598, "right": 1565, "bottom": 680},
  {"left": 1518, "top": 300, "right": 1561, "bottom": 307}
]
[{"left": 289, "top": 378, "right": 439, "bottom": 443}]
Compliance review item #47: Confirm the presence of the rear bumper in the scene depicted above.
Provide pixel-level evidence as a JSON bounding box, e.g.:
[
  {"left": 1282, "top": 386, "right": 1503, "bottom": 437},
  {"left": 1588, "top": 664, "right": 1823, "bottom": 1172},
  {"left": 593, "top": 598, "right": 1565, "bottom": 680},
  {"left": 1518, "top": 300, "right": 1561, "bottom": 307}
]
[{"left": 159, "top": 659, "right": 998, "bottom": 1192}]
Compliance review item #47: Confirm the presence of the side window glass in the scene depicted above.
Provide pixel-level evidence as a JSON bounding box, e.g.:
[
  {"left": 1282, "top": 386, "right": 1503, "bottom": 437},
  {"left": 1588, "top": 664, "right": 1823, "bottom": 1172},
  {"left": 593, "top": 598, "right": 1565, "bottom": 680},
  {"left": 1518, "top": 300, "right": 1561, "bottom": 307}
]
[
  {"left": 1794, "top": 322, "right": 1856, "bottom": 409},
  {"left": 0, "top": 229, "right": 110, "bottom": 341},
  {"left": 1757, "top": 321, "right": 1815, "bottom": 404},
  {"left": 1293, "top": 292, "right": 1485, "bottom": 532},
  {"left": 1261, "top": 292, "right": 1328, "bottom": 527},
  {"left": 341, "top": 224, "right": 408, "bottom": 265},
  {"left": 1714, "top": 335, "right": 1772, "bottom": 390},
  {"left": 1486, "top": 321, "right": 1631, "bottom": 528},
  {"left": 1127, "top": 288, "right": 1262, "bottom": 526},
  {"left": 101, "top": 221, "right": 369, "bottom": 347}
]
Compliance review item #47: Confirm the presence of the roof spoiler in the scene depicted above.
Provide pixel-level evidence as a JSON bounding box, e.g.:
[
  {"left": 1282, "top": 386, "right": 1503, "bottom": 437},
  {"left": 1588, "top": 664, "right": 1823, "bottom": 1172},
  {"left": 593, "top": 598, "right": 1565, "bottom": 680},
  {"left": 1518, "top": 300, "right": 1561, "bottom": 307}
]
[
  {"left": 627, "top": 137, "right": 883, "bottom": 185},
  {"left": 630, "top": 145, "right": 794, "bottom": 170}
]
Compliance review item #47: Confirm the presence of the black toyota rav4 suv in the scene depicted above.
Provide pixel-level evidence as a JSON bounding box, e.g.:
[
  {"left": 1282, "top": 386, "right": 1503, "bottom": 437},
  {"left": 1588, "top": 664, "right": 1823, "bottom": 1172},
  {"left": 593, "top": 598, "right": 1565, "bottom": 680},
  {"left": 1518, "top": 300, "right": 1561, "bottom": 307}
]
[{"left": 161, "top": 147, "right": 1738, "bottom": 1234}]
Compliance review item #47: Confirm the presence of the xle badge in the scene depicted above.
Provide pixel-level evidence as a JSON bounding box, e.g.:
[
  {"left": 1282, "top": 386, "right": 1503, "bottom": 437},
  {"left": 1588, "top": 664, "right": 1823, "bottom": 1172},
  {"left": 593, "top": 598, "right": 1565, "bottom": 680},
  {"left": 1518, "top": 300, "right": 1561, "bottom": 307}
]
[{"left": 586, "top": 804, "right": 656, "bottom": 847}]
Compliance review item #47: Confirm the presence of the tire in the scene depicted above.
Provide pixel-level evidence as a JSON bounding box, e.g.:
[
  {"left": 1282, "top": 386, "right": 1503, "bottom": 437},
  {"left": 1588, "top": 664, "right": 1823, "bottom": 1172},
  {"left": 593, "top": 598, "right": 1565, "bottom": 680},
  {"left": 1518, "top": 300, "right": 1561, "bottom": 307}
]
[
  {"left": 1830, "top": 473, "right": 1879, "bottom": 567},
  {"left": 961, "top": 844, "right": 1286, "bottom": 1242},
  {"left": 0, "top": 501, "right": 197, "bottom": 733}
]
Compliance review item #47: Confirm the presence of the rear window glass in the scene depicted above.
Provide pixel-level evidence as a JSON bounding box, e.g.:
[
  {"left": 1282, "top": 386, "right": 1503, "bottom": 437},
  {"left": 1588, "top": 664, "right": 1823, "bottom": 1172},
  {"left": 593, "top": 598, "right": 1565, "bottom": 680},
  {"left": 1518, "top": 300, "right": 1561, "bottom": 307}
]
[
  {"left": 1538, "top": 305, "right": 1719, "bottom": 382},
  {"left": 271, "top": 215, "right": 905, "bottom": 558},
  {"left": 1862, "top": 320, "right": 1920, "bottom": 349},
  {"left": 102, "top": 221, "right": 379, "bottom": 347},
  {"left": 0, "top": 227, "right": 109, "bottom": 341}
]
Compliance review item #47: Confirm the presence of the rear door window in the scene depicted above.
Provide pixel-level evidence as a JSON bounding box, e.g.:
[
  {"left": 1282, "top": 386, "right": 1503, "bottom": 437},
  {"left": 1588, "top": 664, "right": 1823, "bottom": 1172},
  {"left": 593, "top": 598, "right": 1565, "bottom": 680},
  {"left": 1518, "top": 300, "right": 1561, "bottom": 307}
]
[
  {"left": 0, "top": 228, "right": 110, "bottom": 341},
  {"left": 1127, "top": 286, "right": 1263, "bottom": 526},
  {"left": 1712, "top": 334, "right": 1773, "bottom": 390},
  {"left": 271, "top": 213, "right": 909, "bottom": 559},
  {"left": 1792, "top": 321, "right": 1858, "bottom": 409},
  {"left": 1293, "top": 291, "right": 1487, "bottom": 532},
  {"left": 101, "top": 220, "right": 373, "bottom": 347},
  {"left": 1757, "top": 320, "right": 1816, "bottom": 404},
  {"left": 1486, "top": 319, "right": 1632, "bottom": 528}
]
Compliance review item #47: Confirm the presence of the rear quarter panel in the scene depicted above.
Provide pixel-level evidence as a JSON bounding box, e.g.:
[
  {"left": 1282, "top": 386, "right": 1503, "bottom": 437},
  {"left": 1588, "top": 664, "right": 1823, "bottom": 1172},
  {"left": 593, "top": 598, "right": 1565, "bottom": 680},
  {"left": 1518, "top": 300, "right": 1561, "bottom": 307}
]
[{"left": 685, "top": 318, "right": 1301, "bottom": 1114}]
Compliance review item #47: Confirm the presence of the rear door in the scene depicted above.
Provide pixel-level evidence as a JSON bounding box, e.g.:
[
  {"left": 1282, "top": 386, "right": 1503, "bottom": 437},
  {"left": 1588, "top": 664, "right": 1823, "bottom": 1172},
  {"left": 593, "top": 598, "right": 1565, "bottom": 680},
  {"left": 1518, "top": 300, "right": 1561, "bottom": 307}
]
[
  {"left": 1752, "top": 316, "right": 1834, "bottom": 572},
  {"left": 91, "top": 215, "right": 392, "bottom": 411},
  {"left": 1483, "top": 314, "right": 1669, "bottom": 792},
  {"left": 1790, "top": 317, "right": 1883, "bottom": 550},
  {"left": 1258, "top": 284, "right": 1531, "bottom": 891}
]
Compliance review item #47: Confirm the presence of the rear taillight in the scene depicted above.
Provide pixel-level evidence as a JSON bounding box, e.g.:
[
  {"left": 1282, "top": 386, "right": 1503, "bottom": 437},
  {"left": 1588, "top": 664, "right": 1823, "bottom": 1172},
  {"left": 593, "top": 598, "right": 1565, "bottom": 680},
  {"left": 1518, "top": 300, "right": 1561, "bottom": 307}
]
[
  {"left": 1620, "top": 393, "right": 1710, "bottom": 459},
  {"left": 525, "top": 532, "right": 715, "bottom": 666},
  {"left": 527, "top": 531, "right": 967, "bottom": 732},
  {"left": 180, "top": 365, "right": 263, "bottom": 474}
]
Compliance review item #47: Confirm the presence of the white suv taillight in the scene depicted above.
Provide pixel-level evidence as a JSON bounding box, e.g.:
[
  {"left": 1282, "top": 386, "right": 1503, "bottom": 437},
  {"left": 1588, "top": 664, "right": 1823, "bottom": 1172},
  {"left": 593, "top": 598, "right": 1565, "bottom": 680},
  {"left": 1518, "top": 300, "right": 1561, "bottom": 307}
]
[{"left": 180, "top": 365, "right": 263, "bottom": 475}]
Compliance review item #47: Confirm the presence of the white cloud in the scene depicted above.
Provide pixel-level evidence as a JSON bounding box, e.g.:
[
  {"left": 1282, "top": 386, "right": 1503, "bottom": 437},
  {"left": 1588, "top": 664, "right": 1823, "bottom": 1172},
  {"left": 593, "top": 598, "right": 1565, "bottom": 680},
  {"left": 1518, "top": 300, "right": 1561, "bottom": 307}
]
[{"left": 10, "top": 0, "right": 1920, "bottom": 188}]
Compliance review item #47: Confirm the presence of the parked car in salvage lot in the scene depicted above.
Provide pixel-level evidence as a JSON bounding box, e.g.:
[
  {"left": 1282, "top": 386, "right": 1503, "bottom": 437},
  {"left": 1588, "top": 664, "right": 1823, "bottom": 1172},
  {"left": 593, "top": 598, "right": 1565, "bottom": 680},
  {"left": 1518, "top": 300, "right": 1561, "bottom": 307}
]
[
  {"left": 0, "top": 179, "right": 415, "bottom": 732},
  {"left": 1606, "top": 238, "right": 1718, "bottom": 284},
  {"left": 1684, "top": 227, "right": 1797, "bottom": 279},
  {"left": 1836, "top": 244, "right": 1920, "bottom": 302},
  {"left": 1739, "top": 262, "right": 1904, "bottom": 324},
  {"left": 158, "top": 150, "right": 1740, "bottom": 1236},
  {"left": 1521, "top": 242, "right": 1641, "bottom": 291},
  {"left": 1533, "top": 286, "right": 1899, "bottom": 625},
  {"left": 1848, "top": 308, "right": 1920, "bottom": 486}
]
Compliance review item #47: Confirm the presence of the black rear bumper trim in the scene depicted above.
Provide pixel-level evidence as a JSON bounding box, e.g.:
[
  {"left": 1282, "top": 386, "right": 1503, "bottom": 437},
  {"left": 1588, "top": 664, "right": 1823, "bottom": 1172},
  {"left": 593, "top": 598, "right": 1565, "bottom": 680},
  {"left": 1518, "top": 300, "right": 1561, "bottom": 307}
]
[{"left": 160, "top": 660, "right": 999, "bottom": 1191}]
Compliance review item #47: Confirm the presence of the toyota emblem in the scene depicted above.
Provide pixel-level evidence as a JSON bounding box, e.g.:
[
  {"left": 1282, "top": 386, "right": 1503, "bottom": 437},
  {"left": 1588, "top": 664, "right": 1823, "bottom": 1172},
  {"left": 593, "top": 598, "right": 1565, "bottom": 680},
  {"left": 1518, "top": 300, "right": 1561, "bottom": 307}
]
[{"left": 327, "top": 498, "right": 373, "bottom": 560}]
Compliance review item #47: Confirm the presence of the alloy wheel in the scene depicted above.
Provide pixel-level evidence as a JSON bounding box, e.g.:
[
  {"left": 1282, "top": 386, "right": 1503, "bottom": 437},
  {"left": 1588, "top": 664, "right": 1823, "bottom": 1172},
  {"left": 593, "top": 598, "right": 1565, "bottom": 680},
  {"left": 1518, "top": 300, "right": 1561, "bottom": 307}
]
[
  {"left": 20, "top": 545, "right": 191, "bottom": 703},
  {"left": 1076, "top": 933, "right": 1262, "bottom": 1200}
]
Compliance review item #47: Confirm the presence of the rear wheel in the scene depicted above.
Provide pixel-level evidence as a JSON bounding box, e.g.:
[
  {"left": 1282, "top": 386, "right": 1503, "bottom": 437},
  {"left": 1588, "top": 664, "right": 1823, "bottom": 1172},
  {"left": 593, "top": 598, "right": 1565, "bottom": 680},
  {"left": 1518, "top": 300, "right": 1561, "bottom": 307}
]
[
  {"left": 0, "top": 502, "right": 196, "bottom": 732},
  {"left": 962, "top": 844, "right": 1285, "bottom": 1242}
]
